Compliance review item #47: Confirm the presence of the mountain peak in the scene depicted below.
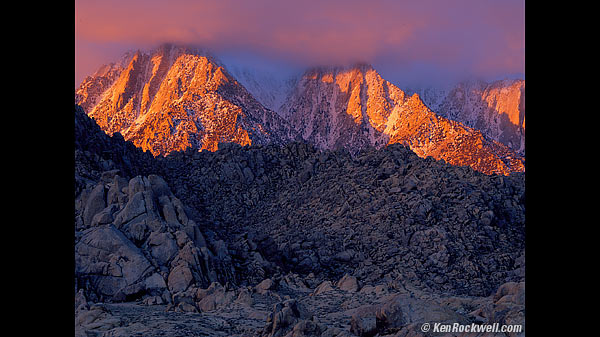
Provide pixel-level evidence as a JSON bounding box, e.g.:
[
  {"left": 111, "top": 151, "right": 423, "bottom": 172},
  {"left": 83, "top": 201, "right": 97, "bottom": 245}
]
[
  {"left": 76, "top": 47, "right": 296, "bottom": 156},
  {"left": 76, "top": 44, "right": 524, "bottom": 175},
  {"left": 279, "top": 63, "right": 524, "bottom": 175}
]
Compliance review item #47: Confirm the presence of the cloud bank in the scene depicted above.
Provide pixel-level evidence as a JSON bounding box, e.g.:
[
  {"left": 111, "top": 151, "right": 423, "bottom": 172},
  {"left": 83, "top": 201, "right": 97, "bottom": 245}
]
[{"left": 75, "top": 0, "right": 524, "bottom": 87}]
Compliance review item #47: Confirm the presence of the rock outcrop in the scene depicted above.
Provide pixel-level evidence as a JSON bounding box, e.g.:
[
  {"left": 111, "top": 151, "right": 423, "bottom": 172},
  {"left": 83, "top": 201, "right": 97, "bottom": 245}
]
[
  {"left": 77, "top": 47, "right": 524, "bottom": 176},
  {"left": 74, "top": 172, "right": 237, "bottom": 304},
  {"left": 408, "top": 79, "right": 525, "bottom": 155},
  {"left": 76, "top": 44, "right": 297, "bottom": 157},
  {"left": 155, "top": 140, "right": 525, "bottom": 298},
  {"left": 279, "top": 65, "right": 524, "bottom": 175},
  {"left": 74, "top": 105, "right": 525, "bottom": 336}
]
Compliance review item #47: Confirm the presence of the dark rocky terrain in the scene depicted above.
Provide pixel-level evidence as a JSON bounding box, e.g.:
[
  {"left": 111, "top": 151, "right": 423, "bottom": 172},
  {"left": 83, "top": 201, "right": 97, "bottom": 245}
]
[{"left": 74, "top": 104, "right": 525, "bottom": 336}]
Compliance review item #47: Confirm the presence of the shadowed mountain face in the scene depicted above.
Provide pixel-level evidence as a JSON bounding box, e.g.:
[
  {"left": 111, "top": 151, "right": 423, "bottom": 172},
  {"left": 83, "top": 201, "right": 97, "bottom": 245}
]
[
  {"left": 76, "top": 44, "right": 297, "bottom": 157},
  {"left": 280, "top": 65, "right": 524, "bottom": 175}
]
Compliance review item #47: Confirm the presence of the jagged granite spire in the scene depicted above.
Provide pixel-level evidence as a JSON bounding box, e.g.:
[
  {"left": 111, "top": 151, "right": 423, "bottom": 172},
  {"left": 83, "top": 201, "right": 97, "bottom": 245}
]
[
  {"left": 279, "top": 66, "right": 524, "bottom": 175},
  {"left": 76, "top": 45, "right": 297, "bottom": 156}
]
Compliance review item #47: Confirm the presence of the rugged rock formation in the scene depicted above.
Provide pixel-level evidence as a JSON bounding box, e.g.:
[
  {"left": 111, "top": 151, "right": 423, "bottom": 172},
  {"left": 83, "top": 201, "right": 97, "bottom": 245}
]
[
  {"left": 408, "top": 79, "right": 525, "bottom": 155},
  {"left": 76, "top": 104, "right": 253, "bottom": 307},
  {"left": 76, "top": 44, "right": 297, "bottom": 156},
  {"left": 77, "top": 47, "right": 524, "bottom": 176},
  {"left": 75, "top": 275, "right": 524, "bottom": 336},
  {"left": 74, "top": 171, "right": 240, "bottom": 303},
  {"left": 279, "top": 65, "right": 524, "bottom": 175},
  {"left": 74, "top": 105, "right": 525, "bottom": 336},
  {"left": 155, "top": 140, "right": 525, "bottom": 298},
  {"left": 75, "top": 104, "right": 155, "bottom": 196}
]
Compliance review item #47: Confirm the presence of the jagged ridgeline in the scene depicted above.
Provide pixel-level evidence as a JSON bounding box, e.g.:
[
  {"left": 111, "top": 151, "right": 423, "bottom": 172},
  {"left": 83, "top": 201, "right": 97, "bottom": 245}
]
[
  {"left": 75, "top": 104, "right": 525, "bottom": 336},
  {"left": 76, "top": 44, "right": 524, "bottom": 176},
  {"left": 75, "top": 44, "right": 296, "bottom": 157}
]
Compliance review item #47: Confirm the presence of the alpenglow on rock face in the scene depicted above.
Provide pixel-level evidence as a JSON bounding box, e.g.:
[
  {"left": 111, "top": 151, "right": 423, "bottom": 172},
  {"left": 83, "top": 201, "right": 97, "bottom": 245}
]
[
  {"left": 409, "top": 79, "right": 526, "bottom": 155},
  {"left": 278, "top": 64, "right": 524, "bottom": 176},
  {"left": 77, "top": 45, "right": 524, "bottom": 175},
  {"left": 76, "top": 44, "right": 296, "bottom": 156}
]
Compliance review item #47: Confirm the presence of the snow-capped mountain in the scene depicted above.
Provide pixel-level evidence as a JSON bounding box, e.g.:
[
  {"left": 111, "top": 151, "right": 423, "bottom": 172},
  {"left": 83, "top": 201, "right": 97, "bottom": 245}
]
[
  {"left": 279, "top": 64, "right": 524, "bottom": 175},
  {"left": 406, "top": 78, "right": 525, "bottom": 155},
  {"left": 76, "top": 44, "right": 297, "bottom": 156}
]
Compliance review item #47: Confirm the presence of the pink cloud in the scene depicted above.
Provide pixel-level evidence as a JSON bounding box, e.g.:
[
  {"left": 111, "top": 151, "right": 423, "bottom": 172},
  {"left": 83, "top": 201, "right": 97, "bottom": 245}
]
[{"left": 75, "top": 0, "right": 524, "bottom": 86}]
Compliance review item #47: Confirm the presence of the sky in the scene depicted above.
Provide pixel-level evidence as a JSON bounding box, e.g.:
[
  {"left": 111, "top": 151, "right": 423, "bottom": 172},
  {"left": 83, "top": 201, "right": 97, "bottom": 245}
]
[{"left": 75, "top": 0, "right": 524, "bottom": 88}]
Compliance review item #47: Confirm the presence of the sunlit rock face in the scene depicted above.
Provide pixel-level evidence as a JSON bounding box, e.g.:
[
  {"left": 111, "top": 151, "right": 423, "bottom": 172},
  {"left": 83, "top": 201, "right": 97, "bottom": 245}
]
[
  {"left": 280, "top": 65, "right": 524, "bottom": 175},
  {"left": 76, "top": 44, "right": 296, "bottom": 156},
  {"left": 409, "top": 79, "right": 526, "bottom": 156},
  {"left": 77, "top": 45, "right": 523, "bottom": 175},
  {"left": 279, "top": 64, "right": 399, "bottom": 152}
]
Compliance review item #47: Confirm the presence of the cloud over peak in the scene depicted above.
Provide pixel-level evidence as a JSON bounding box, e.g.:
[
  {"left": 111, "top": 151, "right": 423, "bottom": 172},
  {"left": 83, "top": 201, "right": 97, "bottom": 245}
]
[{"left": 75, "top": 0, "right": 524, "bottom": 87}]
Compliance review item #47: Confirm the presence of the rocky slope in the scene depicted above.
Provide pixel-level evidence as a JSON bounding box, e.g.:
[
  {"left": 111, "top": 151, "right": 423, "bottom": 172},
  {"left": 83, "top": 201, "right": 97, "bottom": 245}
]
[
  {"left": 75, "top": 105, "right": 240, "bottom": 303},
  {"left": 74, "top": 105, "right": 525, "bottom": 336},
  {"left": 279, "top": 65, "right": 524, "bottom": 175},
  {"left": 156, "top": 138, "right": 525, "bottom": 298},
  {"left": 407, "top": 79, "right": 525, "bottom": 155},
  {"left": 76, "top": 44, "right": 297, "bottom": 156}
]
